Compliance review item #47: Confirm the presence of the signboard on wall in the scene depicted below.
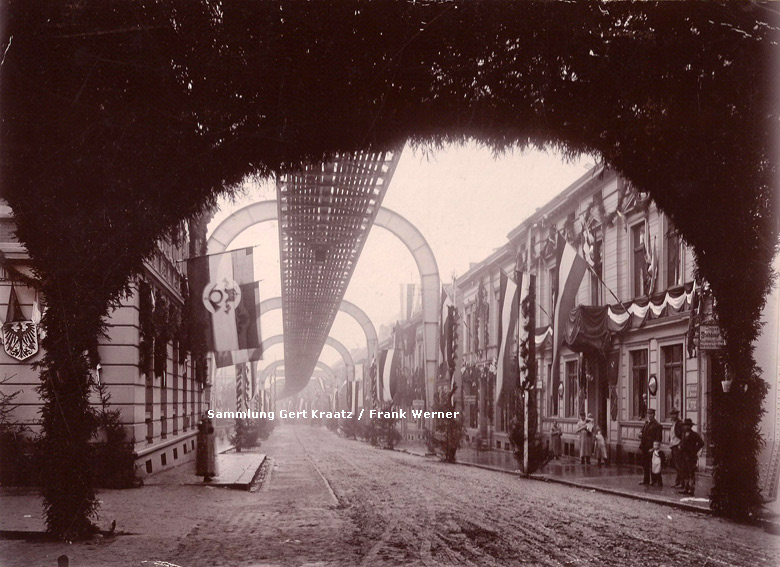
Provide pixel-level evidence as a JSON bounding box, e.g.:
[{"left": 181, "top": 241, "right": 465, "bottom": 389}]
[
  {"left": 412, "top": 399, "right": 425, "bottom": 410},
  {"left": 686, "top": 383, "right": 699, "bottom": 412},
  {"left": 699, "top": 324, "right": 726, "bottom": 350}
]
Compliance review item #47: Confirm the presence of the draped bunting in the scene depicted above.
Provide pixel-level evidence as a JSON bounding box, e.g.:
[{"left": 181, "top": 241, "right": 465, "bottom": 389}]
[{"left": 535, "top": 282, "right": 695, "bottom": 355}]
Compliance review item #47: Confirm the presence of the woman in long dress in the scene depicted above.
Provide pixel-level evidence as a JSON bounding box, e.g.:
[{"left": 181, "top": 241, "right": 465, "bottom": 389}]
[
  {"left": 576, "top": 413, "right": 593, "bottom": 464},
  {"left": 196, "top": 416, "right": 219, "bottom": 481},
  {"left": 550, "top": 421, "right": 563, "bottom": 459}
]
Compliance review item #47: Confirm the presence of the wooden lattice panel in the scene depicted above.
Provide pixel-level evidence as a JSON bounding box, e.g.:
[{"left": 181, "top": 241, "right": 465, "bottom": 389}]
[{"left": 277, "top": 149, "right": 401, "bottom": 396}]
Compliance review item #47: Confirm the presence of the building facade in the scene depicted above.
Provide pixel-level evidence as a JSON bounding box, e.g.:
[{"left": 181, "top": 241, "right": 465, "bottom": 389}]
[
  {"left": 0, "top": 200, "right": 210, "bottom": 480},
  {"left": 456, "top": 167, "right": 713, "bottom": 467}
]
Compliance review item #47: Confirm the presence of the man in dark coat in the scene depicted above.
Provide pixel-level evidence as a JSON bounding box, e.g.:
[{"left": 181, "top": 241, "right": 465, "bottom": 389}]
[
  {"left": 638, "top": 408, "right": 663, "bottom": 485},
  {"left": 678, "top": 418, "right": 705, "bottom": 495},
  {"left": 668, "top": 408, "right": 685, "bottom": 487}
]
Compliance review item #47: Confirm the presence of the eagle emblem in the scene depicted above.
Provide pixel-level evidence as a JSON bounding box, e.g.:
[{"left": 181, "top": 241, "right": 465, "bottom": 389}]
[{"left": 3, "top": 320, "right": 38, "bottom": 361}]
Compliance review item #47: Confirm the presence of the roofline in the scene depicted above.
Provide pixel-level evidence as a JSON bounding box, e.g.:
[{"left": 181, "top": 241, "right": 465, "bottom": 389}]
[{"left": 506, "top": 165, "right": 614, "bottom": 243}]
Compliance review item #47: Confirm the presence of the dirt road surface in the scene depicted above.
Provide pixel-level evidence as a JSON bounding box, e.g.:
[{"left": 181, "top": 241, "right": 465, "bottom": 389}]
[{"left": 1, "top": 424, "right": 778, "bottom": 566}]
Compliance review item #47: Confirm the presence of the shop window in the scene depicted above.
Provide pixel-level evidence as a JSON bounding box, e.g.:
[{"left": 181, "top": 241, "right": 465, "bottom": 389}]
[
  {"left": 631, "top": 349, "right": 648, "bottom": 420},
  {"left": 631, "top": 222, "right": 646, "bottom": 298},
  {"left": 565, "top": 360, "right": 578, "bottom": 418},
  {"left": 662, "top": 344, "right": 683, "bottom": 419}
]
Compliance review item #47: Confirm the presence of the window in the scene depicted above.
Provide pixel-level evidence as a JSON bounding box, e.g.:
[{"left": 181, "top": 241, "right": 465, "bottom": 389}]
[
  {"left": 631, "top": 349, "right": 648, "bottom": 420},
  {"left": 662, "top": 345, "right": 683, "bottom": 419},
  {"left": 589, "top": 237, "right": 603, "bottom": 305},
  {"left": 549, "top": 362, "right": 559, "bottom": 416},
  {"left": 631, "top": 222, "right": 647, "bottom": 298},
  {"left": 565, "top": 360, "right": 578, "bottom": 418},
  {"left": 666, "top": 224, "right": 683, "bottom": 288},
  {"left": 549, "top": 267, "right": 556, "bottom": 325},
  {"left": 631, "top": 221, "right": 646, "bottom": 297},
  {"left": 154, "top": 337, "right": 167, "bottom": 388}
]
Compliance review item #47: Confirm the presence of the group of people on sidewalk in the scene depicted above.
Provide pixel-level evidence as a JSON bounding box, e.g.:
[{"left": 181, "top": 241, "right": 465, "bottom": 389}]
[
  {"left": 548, "top": 408, "right": 705, "bottom": 495},
  {"left": 639, "top": 408, "right": 704, "bottom": 494},
  {"left": 549, "top": 413, "right": 608, "bottom": 466}
]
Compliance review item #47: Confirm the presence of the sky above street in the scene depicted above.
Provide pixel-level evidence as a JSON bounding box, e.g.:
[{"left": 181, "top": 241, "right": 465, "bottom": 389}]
[{"left": 208, "top": 141, "right": 593, "bottom": 372}]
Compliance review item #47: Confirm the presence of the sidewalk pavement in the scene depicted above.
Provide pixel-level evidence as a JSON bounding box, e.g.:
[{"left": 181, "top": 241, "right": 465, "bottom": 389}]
[
  {"left": 144, "top": 447, "right": 266, "bottom": 490},
  {"left": 396, "top": 440, "right": 765, "bottom": 518},
  {"left": 0, "top": 448, "right": 266, "bottom": 535}
]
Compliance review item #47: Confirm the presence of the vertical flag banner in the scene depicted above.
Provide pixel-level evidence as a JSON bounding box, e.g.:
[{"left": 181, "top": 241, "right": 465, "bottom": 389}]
[
  {"left": 352, "top": 380, "right": 361, "bottom": 413},
  {"left": 370, "top": 355, "right": 378, "bottom": 409},
  {"left": 406, "top": 283, "right": 416, "bottom": 320},
  {"left": 187, "top": 247, "right": 262, "bottom": 354},
  {"left": 495, "top": 272, "right": 519, "bottom": 406},
  {"left": 552, "top": 235, "right": 588, "bottom": 391},
  {"left": 215, "top": 346, "right": 263, "bottom": 369},
  {"left": 378, "top": 348, "right": 399, "bottom": 404},
  {"left": 440, "top": 284, "right": 455, "bottom": 376},
  {"left": 519, "top": 273, "right": 536, "bottom": 387}
]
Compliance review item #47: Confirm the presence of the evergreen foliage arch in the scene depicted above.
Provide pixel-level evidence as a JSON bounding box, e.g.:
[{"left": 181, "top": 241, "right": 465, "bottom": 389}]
[{"left": 1, "top": 1, "right": 777, "bottom": 534}]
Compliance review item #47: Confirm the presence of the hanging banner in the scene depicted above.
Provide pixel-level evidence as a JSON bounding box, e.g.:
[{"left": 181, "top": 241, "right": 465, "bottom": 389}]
[{"left": 2, "top": 285, "right": 39, "bottom": 361}]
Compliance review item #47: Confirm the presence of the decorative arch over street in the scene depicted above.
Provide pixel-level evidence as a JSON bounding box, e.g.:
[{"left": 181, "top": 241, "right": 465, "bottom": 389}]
[{"left": 208, "top": 201, "right": 440, "bottom": 405}]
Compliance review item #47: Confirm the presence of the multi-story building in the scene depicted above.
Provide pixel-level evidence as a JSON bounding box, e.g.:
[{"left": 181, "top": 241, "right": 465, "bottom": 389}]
[
  {"left": 0, "top": 200, "right": 210, "bottom": 480},
  {"left": 455, "top": 165, "right": 780, "bottom": 498},
  {"left": 456, "top": 167, "right": 707, "bottom": 464}
]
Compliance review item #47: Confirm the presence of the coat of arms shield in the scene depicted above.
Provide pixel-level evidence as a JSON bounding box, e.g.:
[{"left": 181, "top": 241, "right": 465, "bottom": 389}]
[{"left": 2, "top": 285, "right": 39, "bottom": 361}]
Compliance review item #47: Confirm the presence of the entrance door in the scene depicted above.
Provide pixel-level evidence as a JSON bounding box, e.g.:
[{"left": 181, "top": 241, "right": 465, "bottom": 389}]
[{"left": 587, "top": 355, "right": 608, "bottom": 437}]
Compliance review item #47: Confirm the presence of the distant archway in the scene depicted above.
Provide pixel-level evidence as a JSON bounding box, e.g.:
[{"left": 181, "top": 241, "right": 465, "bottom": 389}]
[
  {"left": 258, "top": 296, "right": 378, "bottom": 363},
  {"left": 259, "top": 360, "right": 336, "bottom": 389},
  {"left": 258, "top": 333, "right": 353, "bottom": 397},
  {"left": 209, "top": 201, "right": 439, "bottom": 405}
]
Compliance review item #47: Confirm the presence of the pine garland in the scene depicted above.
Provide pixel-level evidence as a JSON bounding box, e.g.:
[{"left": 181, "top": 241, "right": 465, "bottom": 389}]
[{"left": 1, "top": 1, "right": 775, "bottom": 529}]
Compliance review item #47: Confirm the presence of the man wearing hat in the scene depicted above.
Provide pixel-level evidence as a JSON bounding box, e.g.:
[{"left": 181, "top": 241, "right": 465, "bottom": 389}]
[
  {"left": 668, "top": 409, "right": 684, "bottom": 488},
  {"left": 638, "top": 408, "right": 663, "bottom": 485},
  {"left": 678, "top": 418, "right": 705, "bottom": 495}
]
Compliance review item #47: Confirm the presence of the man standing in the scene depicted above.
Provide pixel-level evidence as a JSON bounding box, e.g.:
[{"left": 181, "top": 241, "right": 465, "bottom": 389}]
[
  {"left": 678, "top": 418, "right": 705, "bottom": 495},
  {"left": 638, "top": 408, "right": 663, "bottom": 485},
  {"left": 668, "top": 408, "right": 684, "bottom": 488}
]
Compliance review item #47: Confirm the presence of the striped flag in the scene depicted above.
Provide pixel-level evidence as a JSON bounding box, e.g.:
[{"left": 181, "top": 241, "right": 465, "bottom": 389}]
[
  {"left": 552, "top": 234, "right": 588, "bottom": 389},
  {"left": 495, "top": 271, "right": 519, "bottom": 406},
  {"left": 378, "top": 349, "right": 399, "bottom": 404},
  {"left": 215, "top": 346, "right": 263, "bottom": 369},
  {"left": 352, "top": 379, "right": 361, "bottom": 412},
  {"left": 187, "top": 247, "right": 262, "bottom": 354}
]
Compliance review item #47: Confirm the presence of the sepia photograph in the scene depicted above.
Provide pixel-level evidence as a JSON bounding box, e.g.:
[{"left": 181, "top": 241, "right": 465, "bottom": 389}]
[{"left": 0, "top": 2, "right": 778, "bottom": 566}]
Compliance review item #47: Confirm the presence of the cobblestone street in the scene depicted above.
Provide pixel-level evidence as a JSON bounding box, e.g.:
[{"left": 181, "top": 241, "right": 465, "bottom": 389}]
[{"left": 2, "top": 425, "right": 779, "bottom": 566}]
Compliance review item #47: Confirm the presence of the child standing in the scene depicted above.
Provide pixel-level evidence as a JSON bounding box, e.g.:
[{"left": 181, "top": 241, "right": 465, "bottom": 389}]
[
  {"left": 593, "top": 427, "right": 608, "bottom": 466},
  {"left": 650, "top": 440, "right": 666, "bottom": 486}
]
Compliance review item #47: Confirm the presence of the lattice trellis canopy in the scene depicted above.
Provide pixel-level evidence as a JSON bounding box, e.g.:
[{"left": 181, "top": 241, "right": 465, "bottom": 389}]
[{"left": 277, "top": 149, "right": 401, "bottom": 396}]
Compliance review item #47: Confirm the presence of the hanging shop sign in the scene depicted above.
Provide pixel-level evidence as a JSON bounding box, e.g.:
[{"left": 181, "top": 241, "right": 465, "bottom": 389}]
[
  {"left": 699, "top": 324, "right": 726, "bottom": 350},
  {"left": 464, "top": 395, "right": 477, "bottom": 403},
  {"left": 412, "top": 399, "right": 425, "bottom": 410}
]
